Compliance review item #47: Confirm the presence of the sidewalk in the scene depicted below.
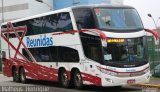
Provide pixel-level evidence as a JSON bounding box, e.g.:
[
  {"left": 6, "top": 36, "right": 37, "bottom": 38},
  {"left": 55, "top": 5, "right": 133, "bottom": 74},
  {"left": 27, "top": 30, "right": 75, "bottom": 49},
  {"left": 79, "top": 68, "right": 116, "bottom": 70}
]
[
  {"left": 133, "top": 77, "right": 160, "bottom": 89},
  {"left": 150, "top": 77, "right": 160, "bottom": 84},
  {"left": 0, "top": 73, "right": 4, "bottom": 77}
]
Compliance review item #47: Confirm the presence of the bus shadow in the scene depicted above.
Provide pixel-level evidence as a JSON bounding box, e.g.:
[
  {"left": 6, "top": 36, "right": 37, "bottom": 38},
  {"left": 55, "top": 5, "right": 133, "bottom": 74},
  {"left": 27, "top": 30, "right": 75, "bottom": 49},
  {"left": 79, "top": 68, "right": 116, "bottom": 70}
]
[
  {"left": 26, "top": 79, "right": 142, "bottom": 92},
  {"left": 82, "top": 86, "right": 141, "bottom": 92},
  {"left": 26, "top": 79, "right": 60, "bottom": 87}
]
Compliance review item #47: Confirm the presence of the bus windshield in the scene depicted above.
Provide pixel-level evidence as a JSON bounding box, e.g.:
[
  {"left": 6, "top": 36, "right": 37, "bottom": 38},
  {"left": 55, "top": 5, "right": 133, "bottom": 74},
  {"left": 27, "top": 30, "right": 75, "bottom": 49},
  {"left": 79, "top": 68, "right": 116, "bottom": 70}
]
[
  {"left": 94, "top": 8, "right": 143, "bottom": 31},
  {"left": 103, "top": 37, "right": 148, "bottom": 68}
]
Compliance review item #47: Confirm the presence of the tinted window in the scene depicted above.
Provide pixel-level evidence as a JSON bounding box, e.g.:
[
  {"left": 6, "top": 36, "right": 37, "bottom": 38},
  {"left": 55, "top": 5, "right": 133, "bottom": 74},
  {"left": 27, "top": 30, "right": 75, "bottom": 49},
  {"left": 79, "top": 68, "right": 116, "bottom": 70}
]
[
  {"left": 26, "top": 12, "right": 73, "bottom": 35},
  {"left": 80, "top": 33, "right": 103, "bottom": 62},
  {"left": 58, "top": 46, "right": 79, "bottom": 62},
  {"left": 103, "top": 37, "right": 148, "bottom": 68},
  {"left": 22, "top": 47, "right": 52, "bottom": 62},
  {"left": 4, "top": 32, "right": 22, "bottom": 38},
  {"left": 22, "top": 46, "right": 79, "bottom": 62},
  {"left": 73, "top": 9, "right": 95, "bottom": 29},
  {"left": 22, "top": 49, "right": 32, "bottom": 61},
  {"left": 94, "top": 8, "right": 143, "bottom": 31},
  {"left": 6, "top": 12, "right": 73, "bottom": 38}
]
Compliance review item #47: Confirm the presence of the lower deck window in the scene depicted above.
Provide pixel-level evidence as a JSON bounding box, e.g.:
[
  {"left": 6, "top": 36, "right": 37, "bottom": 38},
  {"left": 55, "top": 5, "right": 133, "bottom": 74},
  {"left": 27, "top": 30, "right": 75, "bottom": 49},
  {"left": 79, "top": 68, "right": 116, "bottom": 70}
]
[{"left": 22, "top": 46, "right": 79, "bottom": 62}]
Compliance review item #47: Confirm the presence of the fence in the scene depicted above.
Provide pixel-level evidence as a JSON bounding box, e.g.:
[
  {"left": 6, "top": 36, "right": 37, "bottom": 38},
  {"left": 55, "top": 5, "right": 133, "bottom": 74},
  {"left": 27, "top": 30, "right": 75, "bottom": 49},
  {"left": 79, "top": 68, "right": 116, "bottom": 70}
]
[{"left": 147, "top": 36, "right": 160, "bottom": 77}]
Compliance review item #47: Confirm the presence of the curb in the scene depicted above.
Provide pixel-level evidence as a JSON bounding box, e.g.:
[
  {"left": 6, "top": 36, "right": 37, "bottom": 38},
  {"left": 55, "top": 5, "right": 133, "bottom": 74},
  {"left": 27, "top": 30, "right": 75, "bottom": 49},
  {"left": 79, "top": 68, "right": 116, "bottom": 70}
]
[
  {"left": 132, "top": 84, "right": 160, "bottom": 89},
  {"left": 0, "top": 73, "right": 3, "bottom": 77}
]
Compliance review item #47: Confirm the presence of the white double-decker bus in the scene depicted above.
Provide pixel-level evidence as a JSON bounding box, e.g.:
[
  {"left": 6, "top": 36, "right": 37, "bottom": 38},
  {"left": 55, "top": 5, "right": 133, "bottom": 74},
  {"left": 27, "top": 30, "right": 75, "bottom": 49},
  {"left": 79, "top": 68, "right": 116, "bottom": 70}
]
[{"left": 1, "top": 5, "right": 156, "bottom": 88}]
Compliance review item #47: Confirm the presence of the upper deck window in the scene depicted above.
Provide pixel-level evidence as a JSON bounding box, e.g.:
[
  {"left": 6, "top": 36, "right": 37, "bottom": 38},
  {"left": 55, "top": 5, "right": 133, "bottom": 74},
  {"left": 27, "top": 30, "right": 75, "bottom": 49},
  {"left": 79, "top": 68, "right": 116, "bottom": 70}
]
[
  {"left": 94, "top": 8, "right": 143, "bottom": 31},
  {"left": 3, "top": 12, "right": 73, "bottom": 38}
]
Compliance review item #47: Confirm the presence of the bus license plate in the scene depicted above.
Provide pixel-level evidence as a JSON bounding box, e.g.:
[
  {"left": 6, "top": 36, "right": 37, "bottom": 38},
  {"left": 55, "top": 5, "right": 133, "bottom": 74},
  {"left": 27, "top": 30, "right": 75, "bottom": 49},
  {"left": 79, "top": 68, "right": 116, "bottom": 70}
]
[{"left": 127, "top": 79, "right": 135, "bottom": 84}]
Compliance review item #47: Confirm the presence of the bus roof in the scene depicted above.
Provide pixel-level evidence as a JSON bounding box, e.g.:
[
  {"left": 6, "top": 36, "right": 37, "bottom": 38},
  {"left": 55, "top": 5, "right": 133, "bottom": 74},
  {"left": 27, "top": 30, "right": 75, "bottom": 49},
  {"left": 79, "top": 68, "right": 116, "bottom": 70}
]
[
  {"left": 1, "top": 4, "right": 134, "bottom": 26},
  {"left": 71, "top": 4, "right": 134, "bottom": 9},
  {"left": 1, "top": 7, "right": 72, "bottom": 26}
]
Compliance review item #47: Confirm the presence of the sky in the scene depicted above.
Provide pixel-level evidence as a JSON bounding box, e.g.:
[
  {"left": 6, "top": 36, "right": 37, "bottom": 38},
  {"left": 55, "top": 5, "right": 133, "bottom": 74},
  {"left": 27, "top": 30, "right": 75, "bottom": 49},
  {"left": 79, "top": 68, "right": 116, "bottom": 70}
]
[{"left": 124, "top": 0, "right": 160, "bottom": 29}]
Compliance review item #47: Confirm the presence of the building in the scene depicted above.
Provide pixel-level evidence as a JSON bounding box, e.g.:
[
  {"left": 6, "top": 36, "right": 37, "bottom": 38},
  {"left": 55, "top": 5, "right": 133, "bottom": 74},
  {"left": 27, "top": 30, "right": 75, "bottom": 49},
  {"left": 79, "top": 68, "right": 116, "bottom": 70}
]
[
  {"left": 0, "top": 0, "right": 53, "bottom": 24},
  {"left": 0, "top": 0, "right": 124, "bottom": 23},
  {"left": 53, "top": 0, "right": 123, "bottom": 10}
]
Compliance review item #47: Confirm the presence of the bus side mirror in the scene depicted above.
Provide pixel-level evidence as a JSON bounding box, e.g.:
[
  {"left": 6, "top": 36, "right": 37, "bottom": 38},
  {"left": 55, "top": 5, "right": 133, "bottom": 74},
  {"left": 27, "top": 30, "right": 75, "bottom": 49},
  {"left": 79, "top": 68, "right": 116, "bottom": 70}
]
[
  {"left": 2, "top": 51, "right": 7, "bottom": 61},
  {"left": 144, "top": 28, "right": 160, "bottom": 45}
]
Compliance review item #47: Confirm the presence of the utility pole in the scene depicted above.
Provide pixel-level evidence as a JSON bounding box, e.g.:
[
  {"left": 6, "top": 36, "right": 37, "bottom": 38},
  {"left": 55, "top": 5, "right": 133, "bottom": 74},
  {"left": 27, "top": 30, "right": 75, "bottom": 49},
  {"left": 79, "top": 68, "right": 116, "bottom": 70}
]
[
  {"left": 148, "top": 14, "right": 156, "bottom": 28},
  {"left": 1, "top": 0, "right": 4, "bottom": 23}
]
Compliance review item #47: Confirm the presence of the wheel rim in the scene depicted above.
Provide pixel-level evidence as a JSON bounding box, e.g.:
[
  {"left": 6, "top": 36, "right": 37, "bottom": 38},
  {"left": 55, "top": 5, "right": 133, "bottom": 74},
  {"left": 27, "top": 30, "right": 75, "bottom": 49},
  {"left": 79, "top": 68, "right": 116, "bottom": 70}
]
[
  {"left": 75, "top": 73, "right": 82, "bottom": 86},
  {"left": 20, "top": 71, "right": 25, "bottom": 82},
  {"left": 62, "top": 71, "right": 68, "bottom": 86},
  {"left": 20, "top": 68, "right": 26, "bottom": 83},
  {"left": 13, "top": 69, "right": 17, "bottom": 81}
]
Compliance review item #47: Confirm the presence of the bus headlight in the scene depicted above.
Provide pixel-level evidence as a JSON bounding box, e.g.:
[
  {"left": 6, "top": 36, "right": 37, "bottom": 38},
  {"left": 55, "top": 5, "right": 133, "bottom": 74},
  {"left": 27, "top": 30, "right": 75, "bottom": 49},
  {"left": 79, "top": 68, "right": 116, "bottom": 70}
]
[{"left": 105, "top": 78, "right": 114, "bottom": 83}]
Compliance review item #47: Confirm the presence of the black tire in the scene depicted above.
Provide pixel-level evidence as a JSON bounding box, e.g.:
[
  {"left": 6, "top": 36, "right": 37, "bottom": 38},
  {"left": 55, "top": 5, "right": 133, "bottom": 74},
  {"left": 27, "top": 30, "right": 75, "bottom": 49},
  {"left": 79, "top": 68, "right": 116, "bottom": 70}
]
[
  {"left": 12, "top": 68, "right": 20, "bottom": 82},
  {"left": 19, "top": 68, "right": 27, "bottom": 83},
  {"left": 73, "top": 70, "right": 83, "bottom": 89},
  {"left": 59, "top": 69, "right": 69, "bottom": 88}
]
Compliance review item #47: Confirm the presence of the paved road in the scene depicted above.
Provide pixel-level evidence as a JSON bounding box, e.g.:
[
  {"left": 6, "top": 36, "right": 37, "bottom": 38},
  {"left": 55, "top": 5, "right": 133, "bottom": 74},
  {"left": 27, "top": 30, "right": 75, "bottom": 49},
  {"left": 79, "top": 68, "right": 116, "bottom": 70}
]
[{"left": 0, "top": 74, "right": 146, "bottom": 92}]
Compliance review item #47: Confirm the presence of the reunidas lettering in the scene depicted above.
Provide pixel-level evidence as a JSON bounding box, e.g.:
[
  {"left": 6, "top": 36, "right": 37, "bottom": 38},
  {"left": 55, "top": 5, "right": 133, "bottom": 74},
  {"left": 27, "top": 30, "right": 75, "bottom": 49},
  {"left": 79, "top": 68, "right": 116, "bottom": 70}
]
[{"left": 26, "top": 35, "right": 53, "bottom": 47}]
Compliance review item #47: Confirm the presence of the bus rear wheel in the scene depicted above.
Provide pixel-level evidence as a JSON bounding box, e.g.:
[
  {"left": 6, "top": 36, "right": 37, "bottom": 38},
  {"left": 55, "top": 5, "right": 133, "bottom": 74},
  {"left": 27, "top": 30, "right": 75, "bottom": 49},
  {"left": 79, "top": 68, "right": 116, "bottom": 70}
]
[
  {"left": 12, "top": 68, "right": 20, "bottom": 82},
  {"left": 19, "top": 68, "right": 27, "bottom": 83},
  {"left": 59, "top": 69, "right": 69, "bottom": 88},
  {"left": 73, "top": 70, "right": 83, "bottom": 89}
]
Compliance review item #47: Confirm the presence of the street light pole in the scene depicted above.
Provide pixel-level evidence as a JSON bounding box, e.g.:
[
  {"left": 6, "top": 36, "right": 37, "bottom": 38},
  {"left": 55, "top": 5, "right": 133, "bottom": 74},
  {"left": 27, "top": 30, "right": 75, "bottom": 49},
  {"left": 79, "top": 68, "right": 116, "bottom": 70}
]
[
  {"left": 148, "top": 14, "right": 157, "bottom": 28},
  {"left": 35, "top": 0, "right": 52, "bottom": 10},
  {"left": 1, "top": 0, "right": 4, "bottom": 22}
]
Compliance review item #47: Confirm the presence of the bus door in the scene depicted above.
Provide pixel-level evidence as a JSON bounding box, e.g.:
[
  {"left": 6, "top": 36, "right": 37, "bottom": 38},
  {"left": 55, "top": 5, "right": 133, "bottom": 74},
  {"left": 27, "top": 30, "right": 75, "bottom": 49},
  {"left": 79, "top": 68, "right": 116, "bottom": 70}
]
[
  {"left": 88, "top": 43, "right": 103, "bottom": 85},
  {"left": 80, "top": 32, "right": 102, "bottom": 85}
]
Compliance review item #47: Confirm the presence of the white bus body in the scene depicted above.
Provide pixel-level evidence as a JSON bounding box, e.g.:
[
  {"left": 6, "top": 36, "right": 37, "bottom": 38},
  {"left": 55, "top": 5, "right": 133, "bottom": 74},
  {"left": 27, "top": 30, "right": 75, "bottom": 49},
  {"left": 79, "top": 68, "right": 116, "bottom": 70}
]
[{"left": 1, "top": 5, "right": 150, "bottom": 88}]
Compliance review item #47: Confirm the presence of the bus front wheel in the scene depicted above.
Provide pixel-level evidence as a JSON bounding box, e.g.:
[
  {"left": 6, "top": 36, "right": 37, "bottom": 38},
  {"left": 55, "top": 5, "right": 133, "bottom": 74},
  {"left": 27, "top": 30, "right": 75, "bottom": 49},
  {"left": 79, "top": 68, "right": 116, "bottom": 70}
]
[{"left": 73, "top": 70, "right": 83, "bottom": 89}]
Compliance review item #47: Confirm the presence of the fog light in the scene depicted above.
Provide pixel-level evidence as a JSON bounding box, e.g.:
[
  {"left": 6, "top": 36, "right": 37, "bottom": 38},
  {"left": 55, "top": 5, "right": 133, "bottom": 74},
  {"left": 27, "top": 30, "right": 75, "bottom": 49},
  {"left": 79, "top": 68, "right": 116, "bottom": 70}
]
[{"left": 105, "top": 78, "right": 113, "bottom": 83}]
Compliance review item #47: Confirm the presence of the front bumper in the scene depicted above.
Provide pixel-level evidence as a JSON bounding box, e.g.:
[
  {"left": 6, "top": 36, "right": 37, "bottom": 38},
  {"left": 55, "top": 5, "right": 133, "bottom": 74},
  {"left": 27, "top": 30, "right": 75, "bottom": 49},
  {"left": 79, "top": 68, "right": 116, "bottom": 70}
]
[{"left": 101, "top": 71, "right": 150, "bottom": 87}]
